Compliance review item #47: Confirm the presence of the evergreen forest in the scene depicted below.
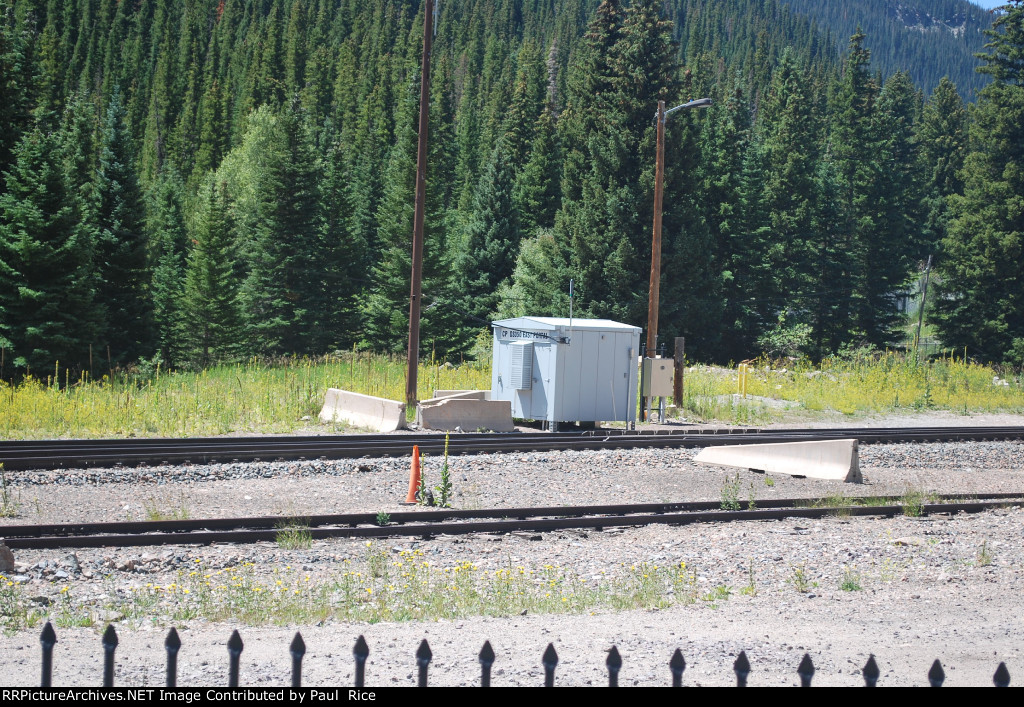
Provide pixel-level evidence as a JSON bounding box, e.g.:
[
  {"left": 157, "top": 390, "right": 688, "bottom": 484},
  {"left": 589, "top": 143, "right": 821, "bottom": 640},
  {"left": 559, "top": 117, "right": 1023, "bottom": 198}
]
[{"left": 1, "top": 0, "right": 1023, "bottom": 379}]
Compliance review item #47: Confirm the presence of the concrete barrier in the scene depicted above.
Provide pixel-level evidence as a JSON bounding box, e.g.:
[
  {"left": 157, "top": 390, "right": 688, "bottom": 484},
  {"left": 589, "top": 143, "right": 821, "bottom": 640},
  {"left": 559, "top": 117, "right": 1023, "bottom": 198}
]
[
  {"left": 694, "top": 439, "right": 862, "bottom": 483},
  {"left": 319, "top": 389, "right": 406, "bottom": 432},
  {"left": 432, "top": 390, "right": 491, "bottom": 401},
  {"left": 418, "top": 397, "right": 514, "bottom": 432}
]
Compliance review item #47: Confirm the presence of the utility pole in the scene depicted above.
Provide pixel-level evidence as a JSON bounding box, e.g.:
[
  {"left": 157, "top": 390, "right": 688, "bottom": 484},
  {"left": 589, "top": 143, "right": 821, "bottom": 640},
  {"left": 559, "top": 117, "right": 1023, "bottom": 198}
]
[
  {"left": 643, "top": 97, "right": 710, "bottom": 421},
  {"left": 406, "top": 0, "right": 435, "bottom": 410},
  {"left": 646, "top": 100, "right": 667, "bottom": 359}
]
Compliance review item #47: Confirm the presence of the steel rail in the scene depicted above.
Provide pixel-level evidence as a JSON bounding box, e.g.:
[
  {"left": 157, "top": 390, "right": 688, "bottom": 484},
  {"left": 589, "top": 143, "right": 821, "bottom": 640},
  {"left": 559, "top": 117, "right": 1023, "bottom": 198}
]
[
  {"left": 3, "top": 492, "right": 1021, "bottom": 540},
  {"left": 2, "top": 426, "right": 1022, "bottom": 471},
  {"left": 3, "top": 495, "right": 1022, "bottom": 550}
]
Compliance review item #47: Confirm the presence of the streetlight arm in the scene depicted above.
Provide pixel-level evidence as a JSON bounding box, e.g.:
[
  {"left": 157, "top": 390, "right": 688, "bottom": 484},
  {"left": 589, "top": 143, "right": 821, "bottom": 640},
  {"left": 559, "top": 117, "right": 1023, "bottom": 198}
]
[{"left": 664, "top": 97, "right": 712, "bottom": 119}]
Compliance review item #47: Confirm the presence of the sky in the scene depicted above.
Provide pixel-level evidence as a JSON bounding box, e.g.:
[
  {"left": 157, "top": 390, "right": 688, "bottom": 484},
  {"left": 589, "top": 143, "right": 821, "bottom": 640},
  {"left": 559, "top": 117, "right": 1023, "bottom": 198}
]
[{"left": 970, "top": 1, "right": 1006, "bottom": 9}]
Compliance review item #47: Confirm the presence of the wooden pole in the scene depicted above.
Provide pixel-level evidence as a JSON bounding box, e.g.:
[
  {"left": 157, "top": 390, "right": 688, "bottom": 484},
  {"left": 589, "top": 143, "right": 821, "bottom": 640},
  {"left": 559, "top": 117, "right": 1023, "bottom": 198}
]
[
  {"left": 674, "top": 337, "right": 685, "bottom": 407},
  {"left": 643, "top": 100, "right": 666, "bottom": 421},
  {"left": 406, "top": 0, "right": 434, "bottom": 409},
  {"left": 646, "top": 100, "right": 666, "bottom": 356}
]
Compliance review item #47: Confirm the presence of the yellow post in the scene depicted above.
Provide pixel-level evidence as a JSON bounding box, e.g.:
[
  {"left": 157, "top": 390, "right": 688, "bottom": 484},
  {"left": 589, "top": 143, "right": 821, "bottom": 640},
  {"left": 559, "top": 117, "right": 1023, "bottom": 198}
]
[{"left": 737, "top": 363, "right": 749, "bottom": 399}]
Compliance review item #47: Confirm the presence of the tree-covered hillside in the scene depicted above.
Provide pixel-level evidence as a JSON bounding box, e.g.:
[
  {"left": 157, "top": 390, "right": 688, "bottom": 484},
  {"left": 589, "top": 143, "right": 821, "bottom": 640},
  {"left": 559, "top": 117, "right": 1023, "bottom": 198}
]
[
  {"left": 1, "top": 0, "right": 1022, "bottom": 377},
  {"left": 783, "top": 0, "right": 993, "bottom": 96}
]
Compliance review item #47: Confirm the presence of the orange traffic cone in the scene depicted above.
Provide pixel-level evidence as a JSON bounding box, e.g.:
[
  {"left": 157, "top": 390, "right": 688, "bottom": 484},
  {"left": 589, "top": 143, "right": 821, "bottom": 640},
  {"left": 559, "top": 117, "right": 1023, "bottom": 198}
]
[{"left": 402, "top": 445, "right": 421, "bottom": 504}]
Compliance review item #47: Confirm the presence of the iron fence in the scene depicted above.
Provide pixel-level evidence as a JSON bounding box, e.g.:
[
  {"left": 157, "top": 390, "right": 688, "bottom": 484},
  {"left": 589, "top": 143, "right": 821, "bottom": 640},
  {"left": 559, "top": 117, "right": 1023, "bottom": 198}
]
[{"left": 33, "top": 621, "right": 1012, "bottom": 687}]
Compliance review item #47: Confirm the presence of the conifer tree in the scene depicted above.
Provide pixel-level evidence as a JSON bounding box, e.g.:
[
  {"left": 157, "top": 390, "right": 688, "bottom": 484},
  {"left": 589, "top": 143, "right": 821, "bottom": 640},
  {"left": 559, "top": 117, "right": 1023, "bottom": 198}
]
[
  {"left": 701, "top": 79, "right": 759, "bottom": 359},
  {"left": 862, "top": 70, "right": 926, "bottom": 344},
  {"left": 933, "top": 0, "right": 1024, "bottom": 364},
  {"left": 0, "top": 0, "right": 36, "bottom": 176},
  {"left": 94, "top": 87, "right": 152, "bottom": 364},
  {"left": 146, "top": 165, "right": 188, "bottom": 364},
  {"left": 918, "top": 77, "right": 968, "bottom": 251},
  {"left": 827, "top": 29, "right": 881, "bottom": 347},
  {"left": 0, "top": 126, "right": 99, "bottom": 376},
  {"left": 456, "top": 139, "right": 522, "bottom": 322},
  {"left": 495, "top": 228, "right": 571, "bottom": 319},
  {"left": 318, "top": 135, "right": 366, "bottom": 351},
  {"left": 181, "top": 181, "right": 243, "bottom": 367},
  {"left": 242, "top": 99, "right": 324, "bottom": 355},
  {"left": 513, "top": 106, "right": 561, "bottom": 234},
  {"left": 361, "top": 76, "right": 419, "bottom": 355}
]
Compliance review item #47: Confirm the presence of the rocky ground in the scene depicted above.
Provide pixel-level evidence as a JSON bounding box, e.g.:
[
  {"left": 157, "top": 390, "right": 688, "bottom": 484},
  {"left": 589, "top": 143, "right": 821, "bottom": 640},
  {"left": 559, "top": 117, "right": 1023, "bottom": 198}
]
[{"left": 2, "top": 416, "right": 1024, "bottom": 687}]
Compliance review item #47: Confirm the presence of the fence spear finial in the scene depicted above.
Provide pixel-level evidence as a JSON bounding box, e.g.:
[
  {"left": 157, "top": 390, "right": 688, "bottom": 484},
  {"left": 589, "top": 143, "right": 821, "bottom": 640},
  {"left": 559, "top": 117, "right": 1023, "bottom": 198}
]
[
  {"left": 797, "top": 653, "right": 815, "bottom": 687},
  {"left": 734, "top": 651, "right": 750, "bottom": 687},
  {"left": 102, "top": 625, "right": 118, "bottom": 687},
  {"left": 227, "top": 630, "right": 244, "bottom": 687},
  {"left": 353, "top": 635, "right": 370, "bottom": 687},
  {"left": 542, "top": 643, "right": 558, "bottom": 687},
  {"left": 993, "top": 661, "right": 1011, "bottom": 688},
  {"left": 606, "top": 646, "right": 622, "bottom": 687},
  {"left": 40, "top": 622, "right": 57, "bottom": 688},
  {"left": 165, "top": 628, "right": 181, "bottom": 688},
  {"left": 479, "top": 641, "right": 495, "bottom": 687},
  {"left": 416, "top": 639, "right": 432, "bottom": 687},
  {"left": 669, "top": 648, "right": 686, "bottom": 687},
  {"left": 863, "top": 654, "right": 880, "bottom": 687}
]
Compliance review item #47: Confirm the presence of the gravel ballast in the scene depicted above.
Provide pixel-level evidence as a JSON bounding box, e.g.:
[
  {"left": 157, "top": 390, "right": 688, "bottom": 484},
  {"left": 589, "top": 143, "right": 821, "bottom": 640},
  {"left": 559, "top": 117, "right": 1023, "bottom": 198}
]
[{"left": 1, "top": 432, "right": 1023, "bottom": 687}]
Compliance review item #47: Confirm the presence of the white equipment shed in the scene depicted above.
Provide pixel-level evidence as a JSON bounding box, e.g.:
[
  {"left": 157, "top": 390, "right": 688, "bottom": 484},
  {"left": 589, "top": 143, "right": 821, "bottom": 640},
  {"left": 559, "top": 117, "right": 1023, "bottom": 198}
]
[{"left": 491, "top": 317, "right": 641, "bottom": 429}]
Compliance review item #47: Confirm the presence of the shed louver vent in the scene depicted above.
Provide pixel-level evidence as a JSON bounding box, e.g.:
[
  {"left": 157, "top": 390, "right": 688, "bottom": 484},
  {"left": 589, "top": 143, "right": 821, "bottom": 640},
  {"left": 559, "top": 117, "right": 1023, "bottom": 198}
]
[{"left": 510, "top": 341, "right": 533, "bottom": 390}]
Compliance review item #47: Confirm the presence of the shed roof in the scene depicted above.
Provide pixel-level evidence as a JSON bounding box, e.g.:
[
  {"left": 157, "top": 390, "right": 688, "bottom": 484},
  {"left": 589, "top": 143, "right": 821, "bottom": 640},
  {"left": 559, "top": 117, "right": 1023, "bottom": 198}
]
[{"left": 492, "top": 317, "right": 640, "bottom": 332}]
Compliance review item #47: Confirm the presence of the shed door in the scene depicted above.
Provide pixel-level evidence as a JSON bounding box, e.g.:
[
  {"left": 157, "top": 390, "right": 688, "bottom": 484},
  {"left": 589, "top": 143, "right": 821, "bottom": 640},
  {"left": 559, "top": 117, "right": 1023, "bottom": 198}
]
[{"left": 530, "top": 343, "right": 552, "bottom": 420}]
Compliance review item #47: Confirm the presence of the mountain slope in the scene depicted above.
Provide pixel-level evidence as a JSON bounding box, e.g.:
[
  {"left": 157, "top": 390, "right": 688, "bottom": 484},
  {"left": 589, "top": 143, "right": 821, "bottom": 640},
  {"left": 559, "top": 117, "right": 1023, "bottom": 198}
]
[{"left": 782, "top": 0, "right": 993, "bottom": 96}]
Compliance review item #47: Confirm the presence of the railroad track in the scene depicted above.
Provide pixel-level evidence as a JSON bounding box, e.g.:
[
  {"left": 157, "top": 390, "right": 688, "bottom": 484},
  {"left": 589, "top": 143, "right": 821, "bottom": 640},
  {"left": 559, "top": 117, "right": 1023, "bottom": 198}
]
[
  {"left": 2, "top": 426, "right": 1023, "bottom": 471},
  {"left": 3, "top": 493, "right": 1022, "bottom": 549}
]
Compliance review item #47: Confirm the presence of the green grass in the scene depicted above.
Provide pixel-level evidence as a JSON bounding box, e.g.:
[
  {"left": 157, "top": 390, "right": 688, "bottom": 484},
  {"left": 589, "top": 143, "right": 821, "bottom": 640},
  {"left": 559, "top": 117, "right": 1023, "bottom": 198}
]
[
  {"left": 275, "top": 521, "right": 313, "bottom": 551},
  {"left": 13, "top": 553, "right": 709, "bottom": 630},
  {"left": 0, "top": 464, "right": 20, "bottom": 518},
  {"left": 1, "top": 350, "right": 1020, "bottom": 439},
  {"left": 677, "top": 352, "right": 1023, "bottom": 423},
  {"left": 143, "top": 493, "right": 191, "bottom": 521},
  {"left": 0, "top": 353, "right": 490, "bottom": 439}
]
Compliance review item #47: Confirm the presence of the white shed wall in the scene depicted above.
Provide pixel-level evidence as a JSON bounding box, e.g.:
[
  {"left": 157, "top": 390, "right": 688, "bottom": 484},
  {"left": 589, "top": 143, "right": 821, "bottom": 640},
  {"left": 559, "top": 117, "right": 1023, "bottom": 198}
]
[{"left": 491, "top": 318, "right": 639, "bottom": 423}]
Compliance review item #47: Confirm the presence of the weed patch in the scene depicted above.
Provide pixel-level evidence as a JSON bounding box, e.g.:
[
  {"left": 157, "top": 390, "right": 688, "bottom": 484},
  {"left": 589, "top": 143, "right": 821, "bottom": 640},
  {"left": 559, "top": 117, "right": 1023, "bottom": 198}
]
[
  {"left": 788, "top": 564, "right": 816, "bottom": 593},
  {"left": 144, "top": 493, "right": 191, "bottom": 521},
  {"left": 275, "top": 521, "right": 313, "bottom": 550},
  {"left": 840, "top": 566, "right": 863, "bottom": 591},
  {"left": 720, "top": 473, "right": 742, "bottom": 511},
  {"left": 34, "top": 556, "right": 720, "bottom": 629},
  {"left": 977, "top": 540, "right": 993, "bottom": 567},
  {"left": 901, "top": 487, "right": 927, "bottom": 517}
]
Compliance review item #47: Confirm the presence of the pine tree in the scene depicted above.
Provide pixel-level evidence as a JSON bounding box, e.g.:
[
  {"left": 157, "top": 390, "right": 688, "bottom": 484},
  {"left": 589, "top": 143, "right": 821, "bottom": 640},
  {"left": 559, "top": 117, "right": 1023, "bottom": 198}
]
[
  {"left": 933, "top": 0, "right": 1024, "bottom": 365},
  {"left": 318, "top": 135, "right": 366, "bottom": 351},
  {"left": 0, "top": 126, "right": 99, "bottom": 377},
  {"left": 181, "top": 181, "right": 243, "bottom": 367},
  {"left": 0, "top": 0, "right": 37, "bottom": 175},
  {"left": 361, "top": 75, "right": 419, "bottom": 355},
  {"left": 146, "top": 165, "right": 188, "bottom": 364},
  {"left": 917, "top": 76, "right": 969, "bottom": 269},
  {"left": 456, "top": 139, "right": 521, "bottom": 323},
  {"left": 554, "top": 0, "right": 683, "bottom": 323},
  {"left": 495, "top": 227, "right": 570, "bottom": 319},
  {"left": 242, "top": 99, "right": 324, "bottom": 355},
  {"left": 94, "top": 87, "right": 152, "bottom": 364},
  {"left": 513, "top": 106, "right": 561, "bottom": 234},
  {"left": 701, "top": 79, "right": 759, "bottom": 359},
  {"left": 827, "top": 29, "right": 881, "bottom": 348},
  {"left": 862, "top": 70, "right": 925, "bottom": 345}
]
